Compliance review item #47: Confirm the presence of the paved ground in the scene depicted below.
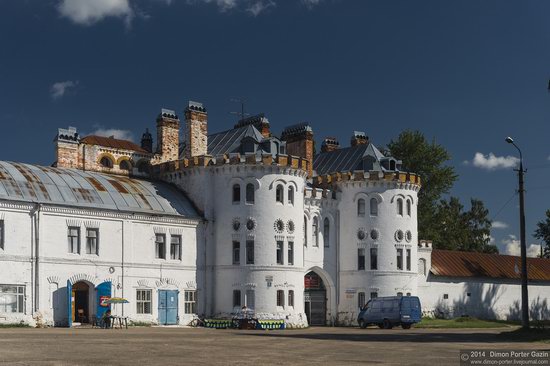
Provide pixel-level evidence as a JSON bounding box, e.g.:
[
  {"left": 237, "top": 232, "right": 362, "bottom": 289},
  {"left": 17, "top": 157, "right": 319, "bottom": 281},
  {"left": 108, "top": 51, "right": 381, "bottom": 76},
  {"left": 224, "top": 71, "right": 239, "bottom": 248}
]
[{"left": 0, "top": 326, "right": 545, "bottom": 366}]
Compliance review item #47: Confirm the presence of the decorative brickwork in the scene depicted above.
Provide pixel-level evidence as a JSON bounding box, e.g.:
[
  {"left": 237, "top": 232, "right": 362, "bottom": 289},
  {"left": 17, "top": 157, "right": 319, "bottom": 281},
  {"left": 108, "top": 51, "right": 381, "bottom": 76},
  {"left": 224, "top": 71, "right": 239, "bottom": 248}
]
[
  {"left": 281, "top": 123, "right": 314, "bottom": 177},
  {"left": 156, "top": 109, "right": 180, "bottom": 164}
]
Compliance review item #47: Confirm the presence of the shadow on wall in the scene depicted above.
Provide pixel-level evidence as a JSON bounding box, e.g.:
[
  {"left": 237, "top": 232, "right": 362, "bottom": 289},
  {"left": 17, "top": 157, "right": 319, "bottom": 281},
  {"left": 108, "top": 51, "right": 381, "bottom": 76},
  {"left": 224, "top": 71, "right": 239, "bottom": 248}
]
[
  {"left": 53, "top": 287, "right": 68, "bottom": 327},
  {"left": 432, "top": 282, "right": 502, "bottom": 319},
  {"left": 507, "top": 296, "right": 550, "bottom": 323}
]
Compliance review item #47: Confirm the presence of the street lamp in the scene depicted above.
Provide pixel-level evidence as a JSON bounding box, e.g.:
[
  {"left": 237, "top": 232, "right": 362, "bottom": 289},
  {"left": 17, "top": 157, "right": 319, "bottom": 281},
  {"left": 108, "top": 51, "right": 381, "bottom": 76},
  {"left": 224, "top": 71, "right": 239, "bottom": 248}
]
[{"left": 505, "top": 136, "right": 529, "bottom": 329}]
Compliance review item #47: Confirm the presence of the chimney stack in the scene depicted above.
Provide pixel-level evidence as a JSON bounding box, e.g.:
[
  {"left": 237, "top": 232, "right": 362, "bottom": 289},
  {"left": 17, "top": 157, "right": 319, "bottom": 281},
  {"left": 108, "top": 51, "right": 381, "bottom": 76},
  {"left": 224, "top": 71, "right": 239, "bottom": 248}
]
[
  {"left": 156, "top": 108, "right": 180, "bottom": 163},
  {"left": 281, "top": 122, "right": 314, "bottom": 177},
  {"left": 351, "top": 131, "right": 368, "bottom": 147},
  {"left": 184, "top": 101, "right": 208, "bottom": 159},
  {"left": 55, "top": 126, "right": 80, "bottom": 168},
  {"left": 321, "top": 137, "right": 339, "bottom": 153}
]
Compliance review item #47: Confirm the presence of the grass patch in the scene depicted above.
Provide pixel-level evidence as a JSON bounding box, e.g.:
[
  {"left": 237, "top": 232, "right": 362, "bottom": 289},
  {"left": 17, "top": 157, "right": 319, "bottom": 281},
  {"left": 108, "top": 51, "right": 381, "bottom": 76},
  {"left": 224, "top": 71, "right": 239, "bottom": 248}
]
[
  {"left": 0, "top": 323, "right": 31, "bottom": 328},
  {"left": 129, "top": 321, "right": 153, "bottom": 327},
  {"left": 497, "top": 328, "right": 550, "bottom": 343},
  {"left": 416, "top": 317, "right": 511, "bottom": 329}
]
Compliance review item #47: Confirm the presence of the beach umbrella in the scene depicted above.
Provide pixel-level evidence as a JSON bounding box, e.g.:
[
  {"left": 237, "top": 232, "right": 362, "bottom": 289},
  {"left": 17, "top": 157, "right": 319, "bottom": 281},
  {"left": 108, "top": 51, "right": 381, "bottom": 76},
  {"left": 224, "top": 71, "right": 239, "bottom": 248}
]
[{"left": 103, "top": 297, "right": 129, "bottom": 304}]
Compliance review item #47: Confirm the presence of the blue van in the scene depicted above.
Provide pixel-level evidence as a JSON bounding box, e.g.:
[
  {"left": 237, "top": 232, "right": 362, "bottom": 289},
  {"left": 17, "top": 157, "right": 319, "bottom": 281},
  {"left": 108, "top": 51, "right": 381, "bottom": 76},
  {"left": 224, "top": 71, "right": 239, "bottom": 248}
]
[{"left": 357, "top": 296, "right": 421, "bottom": 329}]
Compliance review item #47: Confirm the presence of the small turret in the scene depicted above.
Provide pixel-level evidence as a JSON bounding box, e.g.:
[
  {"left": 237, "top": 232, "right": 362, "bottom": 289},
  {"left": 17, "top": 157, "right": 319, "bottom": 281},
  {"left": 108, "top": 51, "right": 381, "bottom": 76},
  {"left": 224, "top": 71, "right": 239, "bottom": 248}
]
[
  {"left": 141, "top": 128, "right": 153, "bottom": 153},
  {"left": 351, "top": 131, "right": 368, "bottom": 147},
  {"left": 321, "top": 137, "right": 339, "bottom": 153}
]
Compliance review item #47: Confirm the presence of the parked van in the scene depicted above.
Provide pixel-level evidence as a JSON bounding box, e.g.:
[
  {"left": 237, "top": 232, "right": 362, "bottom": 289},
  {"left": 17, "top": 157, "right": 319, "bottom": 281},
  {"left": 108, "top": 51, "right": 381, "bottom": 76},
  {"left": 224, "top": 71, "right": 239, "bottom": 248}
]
[{"left": 357, "top": 296, "right": 421, "bottom": 329}]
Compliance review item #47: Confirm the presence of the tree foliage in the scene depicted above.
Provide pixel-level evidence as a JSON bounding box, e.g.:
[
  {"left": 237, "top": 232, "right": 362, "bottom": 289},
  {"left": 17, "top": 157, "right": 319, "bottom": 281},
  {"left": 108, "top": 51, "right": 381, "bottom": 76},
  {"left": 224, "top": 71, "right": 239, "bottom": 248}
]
[
  {"left": 388, "top": 130, "right": 497, "bottom": 253},
  {"left": 534, "top": 210, "right": 550, "bottom": 258}
]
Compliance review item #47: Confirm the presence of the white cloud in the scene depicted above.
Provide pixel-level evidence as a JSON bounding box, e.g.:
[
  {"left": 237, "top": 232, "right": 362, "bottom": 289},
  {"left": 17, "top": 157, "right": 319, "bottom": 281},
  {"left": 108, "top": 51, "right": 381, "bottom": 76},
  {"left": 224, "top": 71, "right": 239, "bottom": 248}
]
[
  {"left": 57, "top": 0, "right": 133, "bottom": 26},
  {"left": 470, "top": 152, "right": 519, "bottom": 171},
  {"left": 50, "top": 80, "right": 78, "bottom": 99},
  {"left": 491, "top": 221, "right": 508, "bottom": 229},
  {"left": 502, "top": 235, "right": 541, "bottom": 258},
  {"left": 246, "top": 0, "right": 275, "bottom": 16},
  {"left": 91, "top": 127, "right": 135, "bottom": 142},
  {"left": 302, "top": 0, "right": 321, "bottom": 8}
]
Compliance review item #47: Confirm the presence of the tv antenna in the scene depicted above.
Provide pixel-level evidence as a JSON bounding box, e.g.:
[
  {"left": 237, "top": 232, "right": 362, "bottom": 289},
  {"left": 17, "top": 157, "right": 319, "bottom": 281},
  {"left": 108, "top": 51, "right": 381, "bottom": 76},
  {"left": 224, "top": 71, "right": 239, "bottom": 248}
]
[{"left": 230, "top": 97, "right": 250, "bottom": 121}]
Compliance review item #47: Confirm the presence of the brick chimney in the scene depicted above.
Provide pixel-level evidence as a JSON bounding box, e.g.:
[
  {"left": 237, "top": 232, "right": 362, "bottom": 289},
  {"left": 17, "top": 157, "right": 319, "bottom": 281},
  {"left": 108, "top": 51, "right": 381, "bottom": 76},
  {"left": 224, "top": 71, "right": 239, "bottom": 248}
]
[
  {"left": 156, "top": 108, "right": 180, "bottom": 163},
  {"left": 184, "top": 101, "right": 208, "bottom": 158},
  {"left": 321, "top": 137, "right": 339, "bottom": 153},
  {"left": 351, "top": 131, "right": 368, "bottom": 147},
  {"left": 281, "top": 122, "right": 314, "bottom": 177},
  {"left": 55, "top": 126, "right": 80, "bottom": 168}
]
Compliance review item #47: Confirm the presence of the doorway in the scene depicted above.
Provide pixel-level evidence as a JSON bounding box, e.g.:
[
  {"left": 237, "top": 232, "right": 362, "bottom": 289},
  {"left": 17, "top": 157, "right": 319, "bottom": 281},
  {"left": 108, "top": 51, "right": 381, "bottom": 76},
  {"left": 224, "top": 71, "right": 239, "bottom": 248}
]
[
  {"left": 158, "top": 290, "right": 179, "bottom": 325},
  {"left": 72, "top": 282, "right": 90, "bottom": 324},
  {"left": 304, "top": 271, "right": 326, "bottom": 326}
]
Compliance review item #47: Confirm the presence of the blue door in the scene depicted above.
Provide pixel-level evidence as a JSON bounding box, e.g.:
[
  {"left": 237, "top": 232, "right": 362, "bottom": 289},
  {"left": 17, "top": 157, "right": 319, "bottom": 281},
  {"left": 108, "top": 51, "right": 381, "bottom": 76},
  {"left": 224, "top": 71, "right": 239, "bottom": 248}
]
[
  {"left": 96, "top": 281, "right": 112, "bottom": 320},
  {"left": 67, "top": 280, "right": 72, "bottom": 327},
  {"left": 158, "top": 290, "right": 179, "bottom": 325}
]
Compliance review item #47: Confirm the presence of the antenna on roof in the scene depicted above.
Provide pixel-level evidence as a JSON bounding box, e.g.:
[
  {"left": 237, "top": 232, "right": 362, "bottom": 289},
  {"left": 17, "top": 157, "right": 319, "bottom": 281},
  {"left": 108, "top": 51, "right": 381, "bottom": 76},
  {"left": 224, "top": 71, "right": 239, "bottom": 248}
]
[{"left": 230, "top": 97, "right": 250, "bottom": 122}]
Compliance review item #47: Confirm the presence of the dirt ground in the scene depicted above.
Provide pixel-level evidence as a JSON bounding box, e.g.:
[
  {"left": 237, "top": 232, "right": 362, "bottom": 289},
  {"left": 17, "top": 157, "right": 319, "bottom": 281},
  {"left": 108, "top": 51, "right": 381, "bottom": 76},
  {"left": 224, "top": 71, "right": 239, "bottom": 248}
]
[{"left": 0, "top": 326, "right": 545, "bottom": 366}]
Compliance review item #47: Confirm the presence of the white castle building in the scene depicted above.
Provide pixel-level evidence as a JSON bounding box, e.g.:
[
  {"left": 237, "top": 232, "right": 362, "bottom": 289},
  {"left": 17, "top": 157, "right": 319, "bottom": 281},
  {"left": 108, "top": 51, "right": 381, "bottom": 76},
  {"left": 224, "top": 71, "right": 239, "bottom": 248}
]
[{"left": 0, "top": 101, "right": 548, "bottom": 327}]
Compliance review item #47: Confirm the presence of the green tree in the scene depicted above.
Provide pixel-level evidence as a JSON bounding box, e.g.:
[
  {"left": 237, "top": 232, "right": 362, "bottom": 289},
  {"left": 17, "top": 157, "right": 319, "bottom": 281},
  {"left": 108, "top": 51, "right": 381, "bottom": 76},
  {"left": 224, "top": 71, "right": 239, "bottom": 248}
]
[
  {"left": 388, "top": 130, "right": 458, "bottom": 241},
  {"left": 534, "top": 210, "right": 550, "bottom": 258}
]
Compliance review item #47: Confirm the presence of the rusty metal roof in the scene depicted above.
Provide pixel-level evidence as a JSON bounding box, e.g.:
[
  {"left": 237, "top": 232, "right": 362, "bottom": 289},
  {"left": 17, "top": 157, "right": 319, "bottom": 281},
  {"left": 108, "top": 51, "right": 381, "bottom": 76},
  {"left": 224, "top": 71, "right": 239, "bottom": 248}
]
[
  {"left": 431, "top": 249, "right": 550, "bottom": 281},
  {"left": 0, "top": 161, "right": 198, "bottom": 218},
  {"left": 81, "top": 135, "right": 149, "bottom": 154}
]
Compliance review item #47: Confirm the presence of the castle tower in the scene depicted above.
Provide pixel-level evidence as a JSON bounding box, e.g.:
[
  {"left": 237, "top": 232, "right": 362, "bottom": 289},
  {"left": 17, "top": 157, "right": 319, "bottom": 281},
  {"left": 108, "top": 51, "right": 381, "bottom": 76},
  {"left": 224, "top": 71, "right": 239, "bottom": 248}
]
[
  {"left": 184, "top": 101, "right": 208, "bottom": 158},
  {"left": 156, "top": 108, "right": 180, "bottom": 163},
  {"left": 55, "top": 126, "right": 80, "bottom": 168},
  {"left": 321, "top": 137, "right": 339, "bottom": 153},
  {"left": 351, "top": 131, "right": 368, "bottom": 147},
  {"left": 141, "top": 128, "right": 153, "bottom": 153},
  {"left": 281, "top": 122, "right": 314, "bottom": 177}
]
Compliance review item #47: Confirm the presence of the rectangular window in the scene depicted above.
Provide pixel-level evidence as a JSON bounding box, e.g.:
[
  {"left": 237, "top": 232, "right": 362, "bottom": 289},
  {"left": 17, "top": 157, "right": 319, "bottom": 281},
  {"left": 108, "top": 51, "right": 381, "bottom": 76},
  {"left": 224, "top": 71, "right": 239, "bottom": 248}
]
[
  {"left": 0, "top": 285, "right": 25, "bottom": 313},
  {"left": 288, "top": 241, "right": 294, "bottom": 265},
  {"left": 358, "top": 292, "right": 366, "bottom": 309},
  {"left": 406, "top": 248, "right": 411, "bottom": 271},
  {"left": 276, "top": 241, "right": 284, "bottom": 265},
  {"left": 0, "top": 220, "right": 4, "bottom": 249},
  {"left": 276, "top": 290, "right": 285, "bottom": 307},
  {"left": 170, "top": 235, "right": 182, "bottom": 260},
  {"left": 184, "top": 290, "right": 196, "bottom": 314},
  {"left": 370, "top": 292, "right": 378, "bottom": 299},
  {"left": 245, "top": 290, "right": 255, "bottom": 310},
  {"left": 68, "top": 227, "right": 80, "bottom": 254},
  {"left": 397, "top": 248, "right": 403, "bottom": 270},
  {"left": 233, "top": 290, "right": 241, "bottom": 307},
  {"left": 358, "top": 248, "right": 365, "bottom": 270},
  {"left": 155, "top": 234, "right": 166, "bottom": 259},
  {"left": 232, "top": 241, "right": 240, "bottom": 265},
  {"left": 370, "top": 248, "right": 378, "bottom": 270},
  {"left": 85, "top": 228, "right": 99, "bottom": 255},
  {"left": 246, "top": 240, "right": 254, "bottom": 264},
  {"left": 288, "top": 290, "right": 294, "bottom": 307},
  {"left": 136, "top": 289, "right": 152, "bottom": 314}
]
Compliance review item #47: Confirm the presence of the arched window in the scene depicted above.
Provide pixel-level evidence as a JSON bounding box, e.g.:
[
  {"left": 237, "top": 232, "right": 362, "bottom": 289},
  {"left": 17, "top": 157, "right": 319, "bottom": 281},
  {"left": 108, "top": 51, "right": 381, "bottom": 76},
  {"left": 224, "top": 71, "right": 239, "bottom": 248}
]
[
  {"left": 246, "top": 183, "right": 255, "bottom": 204},
  {"left": 397, "top": 198, "right": 404, "bottom": 216},
  {"left": 418, "top": 258, "right": 426, "bottom": 276},
  {"left": 288, "top": 186, "right": 294, "bottom": 205},
  {"left": 357, "top": 198, "right": 365, "bottom": 216},
  {"left": 312, "top": 217, "right": 319, "bottom": 247},
  {"left": 119, "top": 160, "right": 131, "bottom": 171},
  {"left": 276, "top": 184, "right": 284, "bottom": 203},
  {"left": 406, "top": 199, "right": 412, "bottom": 216},
  {"left": 137, "top": 161, "right": 149, "bottom": 173},
  {"left": 100, "top": 156, "right": 113, "bottom": 168},
  {"left": 323, "top": 218, "right": 330, "bottom": 248},
  {"left": 370, "top": 198, "right": 378, "bottom": 216},
  {"left": 303, "top": 215, "right": 308, "bottom": 247},
  {"left": 232, "top": 184, "right": 241, "bottom": 203}
]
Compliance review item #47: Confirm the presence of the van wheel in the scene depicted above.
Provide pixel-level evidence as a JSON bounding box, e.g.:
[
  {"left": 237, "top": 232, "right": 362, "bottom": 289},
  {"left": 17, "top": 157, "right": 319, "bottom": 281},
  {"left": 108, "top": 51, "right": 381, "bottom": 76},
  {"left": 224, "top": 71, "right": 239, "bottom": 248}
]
[
  {"left": 377, "top": 324, "right": 384, "bottom": 329},
  {"left": 382, "top": 319, "right": 392, "bottom": 329},
  {"left": 359, "top": 320, "right": 367, "bottom": 329},
  {"left": 402, "top": 323, "right": 411, "bottom": 329}
]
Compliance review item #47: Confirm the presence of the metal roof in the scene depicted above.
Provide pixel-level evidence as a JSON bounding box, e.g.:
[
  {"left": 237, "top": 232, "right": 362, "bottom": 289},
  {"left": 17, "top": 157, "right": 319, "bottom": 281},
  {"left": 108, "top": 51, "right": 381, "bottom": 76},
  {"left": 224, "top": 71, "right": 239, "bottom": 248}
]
[
  {"left": 430, "top": 249, "right": 550, "bottom": 281},
  {"left": 205, "top": 125, "right": 265, "bottom": 156},
  {"left": 81, "top": 135, "right": 149, "bottom": 154},
  {"left": 0, "top": 161, "right": 198, "bottom": 218},
  {"left": 313, "top": 143, "right": 385, "bottom": 176}
]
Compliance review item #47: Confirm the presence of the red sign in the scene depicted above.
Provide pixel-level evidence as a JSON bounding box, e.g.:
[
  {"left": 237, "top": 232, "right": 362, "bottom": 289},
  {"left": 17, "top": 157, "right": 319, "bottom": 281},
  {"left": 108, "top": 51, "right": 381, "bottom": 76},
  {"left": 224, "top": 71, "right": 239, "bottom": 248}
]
[
  {"left": 304, "top": 274, "right": 322, "bottom": 289},
  {"left": 99, "top": 296, "right": 111, "bottom": 307}
]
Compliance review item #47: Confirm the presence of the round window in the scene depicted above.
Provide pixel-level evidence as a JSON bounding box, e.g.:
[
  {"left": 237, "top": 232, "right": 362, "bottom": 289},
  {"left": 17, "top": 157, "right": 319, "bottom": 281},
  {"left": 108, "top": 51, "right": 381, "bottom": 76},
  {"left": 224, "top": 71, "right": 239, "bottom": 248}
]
[
  {"left": 395, "top": 230, "right": 404, "bottom": 242},
  {"left": 274, "top": 219, "right": 285, "bottom": 233},
  {"left": 405, "top": 230, "right": 412, "bottom": 243},
  {"left": 357, "top": 229, "right": 366, "bottom": 241},
  {"left": 287, "top": 220, "right": 295, "bottom": 234},
  {"left": 246, "top": 219, "right": 256, "bottom": 231},
  {"left": 232, "top": 218, "right": 241, "bottom": 232},
  {"left": 370, "top": 229, "right": 379, "bottom": 241}
]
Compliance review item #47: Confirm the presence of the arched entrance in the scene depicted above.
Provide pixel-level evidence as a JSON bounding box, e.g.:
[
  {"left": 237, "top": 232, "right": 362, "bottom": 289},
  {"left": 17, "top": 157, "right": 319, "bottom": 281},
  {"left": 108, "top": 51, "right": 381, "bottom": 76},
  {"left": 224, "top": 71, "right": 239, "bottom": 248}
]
[
  {"left": 72, "top": 281, "right": 90, "bottom": 324},
  {"left": 304, "top": 271, "right": 326, "bottom": 326}
]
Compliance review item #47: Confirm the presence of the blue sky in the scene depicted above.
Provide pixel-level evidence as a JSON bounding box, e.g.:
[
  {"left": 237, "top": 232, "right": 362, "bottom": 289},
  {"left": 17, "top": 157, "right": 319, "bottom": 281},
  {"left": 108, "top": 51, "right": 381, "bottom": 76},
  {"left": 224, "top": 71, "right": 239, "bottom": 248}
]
[{"left": 1, "top": 0, "right": 549, "bottom": 255}]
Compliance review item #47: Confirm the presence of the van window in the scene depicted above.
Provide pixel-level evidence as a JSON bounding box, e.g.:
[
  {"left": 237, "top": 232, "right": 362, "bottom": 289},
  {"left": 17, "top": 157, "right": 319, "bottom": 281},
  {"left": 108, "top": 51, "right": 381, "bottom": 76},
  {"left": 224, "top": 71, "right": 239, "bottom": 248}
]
[{"left": 410, "top": 298, "right": 420, "bottom": 310}]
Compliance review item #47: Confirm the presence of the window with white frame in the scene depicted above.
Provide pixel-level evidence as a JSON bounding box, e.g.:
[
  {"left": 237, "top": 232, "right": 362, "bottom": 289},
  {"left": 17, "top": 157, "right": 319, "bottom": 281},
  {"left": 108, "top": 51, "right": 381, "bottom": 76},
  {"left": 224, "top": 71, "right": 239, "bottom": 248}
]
[
  {"left": 170, "top": 235, "right": 182, "bottom": 260},
  {"left": 0, "top": 285, "right": 24, "bottom": 313},
  {"left": 370, "top": 198, "right": 378, "bottom": 216},
  {"left": 232, "top": 184, "right": 241, "bottom": 203},
  {"left": 184, "top": 290, "right": 196, "bottom": 314},
  {"left": 406, "top": 248, "right": 411, "bottom": 271},
  {"left": 288, "top": 186, "right": 294, "bottom": 205},
  {"left": 276, "top": 241, "right": 284, "bottom": 265},
  {"left": 357, "top": 198, "right": 366, "bottom": 216},
  {"left": 276, "top": 290, "right": 285, "bottom": 307},
  {"left": 136, "top": 289, "right": 152, "bottom": 314},
  {"left": 68, "top": 227, "right": 80, "bottom": 254},
  {"left": 246, "top": 183, "right": 255, "bottom": 204},
  {"left": 0, "top": 220, "right": 4, "bottom": 249},
  {"left": 358, "top": 292, "right": 366, "bottom": 309},
  {"left": 233, "top": 290, "right": 241, "bottom": 307},
  {"left": 245, "top": 289, "right": 255, "bottom": 310},
  {"left": 288, "top": 241, "right": 294, "bottom": 265},
  {"left": 312, "top": 217, "right": 319, "bottom": 247},
  {"left": 276, "top": 184, "right": 284, "bottom": 203},
  {"left": 155, "top": 234, "right": 166, "bottom": 259},
  {"left": 86, "top": 228, "right": 99, "bottom": 255},
  {"left": 232, "top": 241, "right": 240, "bottom": 265},
  {"left": 288, "top": 290, "right": 294, "bottom": 307},
  {"left": 397, "top": 198, "right": 404, "bottom": 216},
  {"left": 246, "top": 240, "right": 254, "bottom": 264},
  {"left": 397, "top": 248, "right": 403, "bottom": 270},
  {"left": 406, "top": 199, "right": 412, "bottom": 216}
]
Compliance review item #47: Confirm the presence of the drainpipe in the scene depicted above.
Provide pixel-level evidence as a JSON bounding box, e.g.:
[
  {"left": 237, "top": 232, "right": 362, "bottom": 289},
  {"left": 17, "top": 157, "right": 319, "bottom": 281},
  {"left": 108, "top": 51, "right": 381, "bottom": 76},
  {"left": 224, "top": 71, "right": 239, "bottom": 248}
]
[
  {"left": 31, "top": 203, "right": 41, "bottom": 313},
  {"left": 121, "top": 220, "right": 125, "bottom": 317},
  {"left": 336, "top": 209, "right": 340, "bottom": 307}
]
